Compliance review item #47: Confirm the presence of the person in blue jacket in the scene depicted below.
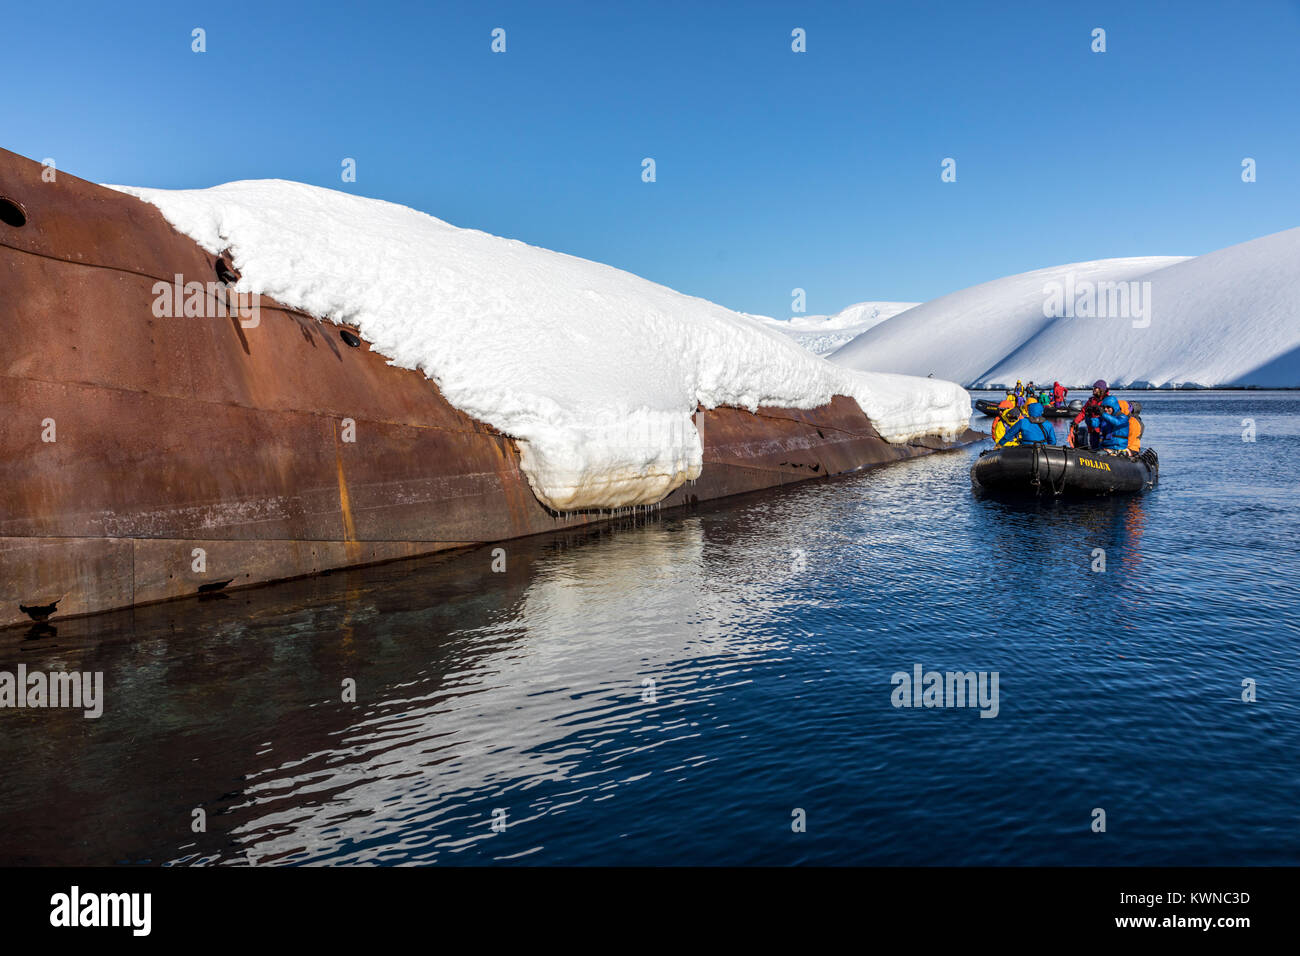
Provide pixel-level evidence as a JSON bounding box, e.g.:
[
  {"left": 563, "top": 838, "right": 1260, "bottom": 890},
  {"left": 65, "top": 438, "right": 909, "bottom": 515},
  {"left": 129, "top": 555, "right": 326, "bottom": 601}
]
[
  {"left": 996, "top": 401, "right": 1055, "bottom": 446},
  {"left": 1096, "top": 395, "right": 1130, "bottom": 450}
]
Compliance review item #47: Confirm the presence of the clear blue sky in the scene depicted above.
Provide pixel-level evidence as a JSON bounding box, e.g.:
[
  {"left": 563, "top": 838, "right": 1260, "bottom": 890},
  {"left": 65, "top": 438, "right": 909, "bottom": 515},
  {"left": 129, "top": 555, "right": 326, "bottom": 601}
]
[{"left": 5, "top": 0, "right": 1298, "bottom": 317}]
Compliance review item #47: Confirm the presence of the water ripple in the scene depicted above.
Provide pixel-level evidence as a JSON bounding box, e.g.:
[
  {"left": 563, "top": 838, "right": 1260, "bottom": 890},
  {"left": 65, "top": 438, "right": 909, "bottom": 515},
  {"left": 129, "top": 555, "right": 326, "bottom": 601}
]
[{"left": 1, "top": 392, "right": 1298, "bottom": 865}]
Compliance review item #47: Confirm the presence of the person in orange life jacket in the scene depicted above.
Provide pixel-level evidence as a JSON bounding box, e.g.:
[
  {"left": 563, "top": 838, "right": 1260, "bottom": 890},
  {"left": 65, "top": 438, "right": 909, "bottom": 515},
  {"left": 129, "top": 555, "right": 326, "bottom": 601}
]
[
  {"left": 996, "top": 401, "right": 1055, "bottom": 447},
  {"left": 1072, "top": 379, "right": 1109, "bottom": 449},
  {"left": 1124, "top": 401, "right": 1144, "bottom": 455},
  {"left": 1096, "top": 395, "right": 1130, "bottom": 451},
  {"left": 1052, "top": 381, "right": 1067, "bottom": 406}
]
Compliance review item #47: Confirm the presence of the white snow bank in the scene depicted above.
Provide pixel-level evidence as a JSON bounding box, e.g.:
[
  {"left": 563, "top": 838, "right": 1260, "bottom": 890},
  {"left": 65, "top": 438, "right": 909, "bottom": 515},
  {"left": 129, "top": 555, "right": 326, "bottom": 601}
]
[
  {"left": 108, "top": 180, "right": 970, "bottom": 511},
  {"left": 829, "top": 257, "right": 1187, "bottom": 384},
  {"left": 758, "top": 301, "right": 919, "bottom": 355}
]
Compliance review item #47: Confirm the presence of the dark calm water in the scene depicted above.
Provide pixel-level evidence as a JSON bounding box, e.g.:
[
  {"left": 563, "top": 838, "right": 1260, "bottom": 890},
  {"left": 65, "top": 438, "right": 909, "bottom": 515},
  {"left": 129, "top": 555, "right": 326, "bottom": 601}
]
[{"left": 2, "top": 391, "right": 1297, "bottom": 866}]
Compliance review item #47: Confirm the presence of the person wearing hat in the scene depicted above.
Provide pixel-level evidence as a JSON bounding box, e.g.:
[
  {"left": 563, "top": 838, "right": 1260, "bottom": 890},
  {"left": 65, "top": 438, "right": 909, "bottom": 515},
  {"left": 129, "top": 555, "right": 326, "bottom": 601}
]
[
  {"left": 1070, "top": 380, "right": 1110, "bottom": 450},
  {"left": 1125, "top": 401, "right": 1144, "bottom": 455},
  {"left": 992, "top": 402, "right": 1023, "bottom": 445},
  {"left": 1097, "top": 395, "right": 1130, "bottom": 451},
  {"left": 996, "top": 400, "right": 1055, "bottom": 447}
]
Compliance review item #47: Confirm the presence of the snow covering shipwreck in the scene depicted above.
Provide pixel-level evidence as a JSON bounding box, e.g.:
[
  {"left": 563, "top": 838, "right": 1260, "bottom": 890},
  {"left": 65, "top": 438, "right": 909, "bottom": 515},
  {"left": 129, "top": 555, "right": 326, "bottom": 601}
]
[{"left": 0, "top": 147, "right": 978, "bottom": 628}]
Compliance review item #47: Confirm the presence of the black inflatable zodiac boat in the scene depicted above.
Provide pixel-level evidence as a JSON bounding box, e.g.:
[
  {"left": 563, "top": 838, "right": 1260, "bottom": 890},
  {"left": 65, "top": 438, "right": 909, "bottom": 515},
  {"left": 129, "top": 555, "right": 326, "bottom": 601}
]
[
  {"left": 973, "top": 398, "right": 1083, "bottom": 418},
  {"left": 970, "top": 444, "right": 1158, "bottom": 496}
]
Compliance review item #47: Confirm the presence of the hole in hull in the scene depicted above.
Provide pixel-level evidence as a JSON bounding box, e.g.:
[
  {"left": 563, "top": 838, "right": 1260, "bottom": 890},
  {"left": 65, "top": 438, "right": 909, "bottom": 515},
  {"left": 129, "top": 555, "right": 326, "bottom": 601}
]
[
  {"left": 215, "top": 256, "right": 240, "bottom": 285},
  {"left": 0, "top": 197, "right": 27, "bottom": 227}
]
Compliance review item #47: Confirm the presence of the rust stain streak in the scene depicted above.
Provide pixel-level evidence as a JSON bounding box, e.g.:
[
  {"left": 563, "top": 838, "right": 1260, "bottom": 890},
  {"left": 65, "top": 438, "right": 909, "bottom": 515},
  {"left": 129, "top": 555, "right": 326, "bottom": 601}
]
[{"left": 333, "top": 433, "right": 361, "bottom": 563}]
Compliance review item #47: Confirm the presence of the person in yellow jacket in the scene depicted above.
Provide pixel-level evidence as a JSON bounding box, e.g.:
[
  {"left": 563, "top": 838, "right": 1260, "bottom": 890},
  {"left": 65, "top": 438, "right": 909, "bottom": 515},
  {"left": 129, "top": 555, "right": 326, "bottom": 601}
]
[{"left": 992, "top": 405, "right": 1023, "bottom": 445}]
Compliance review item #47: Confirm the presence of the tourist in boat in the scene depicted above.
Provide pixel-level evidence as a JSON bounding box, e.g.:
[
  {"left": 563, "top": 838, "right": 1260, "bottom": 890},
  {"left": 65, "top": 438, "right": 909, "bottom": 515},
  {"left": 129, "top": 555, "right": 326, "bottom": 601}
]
[
  {"left": 995, "top": 401, "right": 1055, "bottom": 447},
  {"left": 1052, "top": 381, "right": 1067, "bottom": 407},
  {"left": 1071, "top": 380, "right": 1109, "bottom": 449},
  {"left": 992, "top": 403, "right": 1022, "bottom": 445},
  {"left": 1124, "top": 402, "right": 1145, "bottom": 456},
  {"left": 995, "top": 392, "right": 1018, "bottom": 423},
  {"left": 1097, "top": 395, "right": 1131, "bottom": 451}
]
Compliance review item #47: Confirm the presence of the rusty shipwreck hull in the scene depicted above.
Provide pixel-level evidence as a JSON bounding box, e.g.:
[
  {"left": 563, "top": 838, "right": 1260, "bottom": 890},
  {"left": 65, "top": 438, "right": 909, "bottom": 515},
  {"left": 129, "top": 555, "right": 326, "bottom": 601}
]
[{"left": 0, "top": 147, "right": 974, "bottom": 628}]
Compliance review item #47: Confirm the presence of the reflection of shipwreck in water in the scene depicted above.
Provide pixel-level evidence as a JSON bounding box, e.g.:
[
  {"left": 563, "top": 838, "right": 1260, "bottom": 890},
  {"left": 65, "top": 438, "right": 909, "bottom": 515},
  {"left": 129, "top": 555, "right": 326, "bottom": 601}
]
[{"left": 0, "top": 147, "right": 975, "bottom": 627}]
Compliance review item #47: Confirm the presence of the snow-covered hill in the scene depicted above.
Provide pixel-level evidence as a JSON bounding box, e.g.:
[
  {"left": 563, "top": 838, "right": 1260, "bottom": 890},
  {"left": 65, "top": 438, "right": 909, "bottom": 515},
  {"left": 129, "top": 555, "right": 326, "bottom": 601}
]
[
  {"left": 758, "top": 301, "right": 918, "bottom": 355},
  {"left": 828, "top": 257, "right": 1187, "bottom": 384},
  {"left": 832, "top": 226, "right": 1300, "bottom": 388},
  {"left": 108, "top": 180, "right": 970, "bottom": 512},
  {"left": 979, "top": 229, "right": 1300, "bottom": 388}
]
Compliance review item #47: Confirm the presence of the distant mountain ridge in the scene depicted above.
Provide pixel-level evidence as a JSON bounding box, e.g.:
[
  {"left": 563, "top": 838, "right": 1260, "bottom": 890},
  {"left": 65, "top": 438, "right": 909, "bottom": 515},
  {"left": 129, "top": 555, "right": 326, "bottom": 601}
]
[{"left": 756, "top": 301, "right": 918, "bottom": 355}]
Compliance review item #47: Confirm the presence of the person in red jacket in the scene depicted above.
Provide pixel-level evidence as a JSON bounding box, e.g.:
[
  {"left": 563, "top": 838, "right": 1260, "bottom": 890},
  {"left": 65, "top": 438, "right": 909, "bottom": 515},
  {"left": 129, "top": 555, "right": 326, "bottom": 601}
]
[
  {"left": 1052, "top": 381, "right": 1067, "bottom": 407},
  {"left": 1070, "top": 380, "right": 1109, "bottom": 449}
]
